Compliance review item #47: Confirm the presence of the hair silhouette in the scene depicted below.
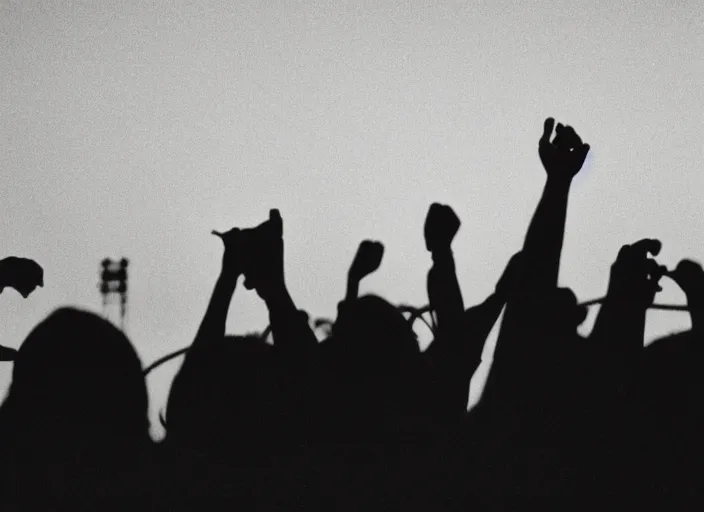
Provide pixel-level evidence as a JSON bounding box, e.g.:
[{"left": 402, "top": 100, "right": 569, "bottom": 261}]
[{"left": 0, "top": 307, "right": 153, "bottom": 509}]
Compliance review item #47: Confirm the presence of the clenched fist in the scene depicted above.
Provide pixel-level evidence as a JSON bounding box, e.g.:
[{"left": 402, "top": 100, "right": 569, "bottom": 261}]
[
  {"left": 0, "top": 257, "right": 44, "bottom": 298},
  {"left": 424, "top": 203, "right": 461, "bottom": 253},
  {"left": 348, "top": 240, "right": 384, "bottom": 282},
  {"left": 539, "top": 118, "right": 590, "bottom": 181}
]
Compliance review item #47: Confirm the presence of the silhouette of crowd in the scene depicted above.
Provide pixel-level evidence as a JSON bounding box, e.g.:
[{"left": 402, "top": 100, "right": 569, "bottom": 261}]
[{"left": 1, "top": 118, "right": 702, "bottom": 510}]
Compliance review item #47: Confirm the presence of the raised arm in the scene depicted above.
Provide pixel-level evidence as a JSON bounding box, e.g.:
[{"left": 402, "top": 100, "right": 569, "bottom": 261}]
[
  {"left": 462, "top": 252, "right": 523, "bottom": 358},
  {"left": 246, "top": 210, "right": 318, "bottom": 354},
  {"left": 519, "top": 119, "right": 589, "bottom": 293},
  {"left": 495, "top": 119, "right": 589, "bottom": 355},
  {"left": 166, "top": 225, "right": 242, "bottom": 423},
  {"left": 344, "top": 240, "right": 384, "bottom": 303},
  {"left": 424, "top": 203, "right": 464, "bottom": 337},
  {"left": 421, "top": 203, "right": 465, "bottom": 419},
  {"left": 190, "top": 228, "right": 243, "bottom": 351},
  {"left": 425, "top": 252, "right": 521, "bottom": 419},
  {"left": 589, "top": 239, "right": 666, "bottom": 356}
]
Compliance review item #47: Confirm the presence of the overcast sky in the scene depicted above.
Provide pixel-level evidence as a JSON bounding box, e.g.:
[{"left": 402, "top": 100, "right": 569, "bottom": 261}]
[{"left": 2, "top": 0, "right": 703, "bottom": 438}]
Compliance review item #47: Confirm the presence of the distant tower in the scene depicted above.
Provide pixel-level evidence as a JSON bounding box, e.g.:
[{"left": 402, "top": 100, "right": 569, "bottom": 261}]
[{"left": 99, "top": 258, "right": 128, "bottom": 331}]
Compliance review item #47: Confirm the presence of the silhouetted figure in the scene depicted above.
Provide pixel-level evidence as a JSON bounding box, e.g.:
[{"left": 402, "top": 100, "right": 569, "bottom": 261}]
[
  {"left": 0, "top": 308, "right": 155, "bottom": 511},
  {"left": 475, "top": 118, "right": 592, "bottom": 507},
  {"left": 422, "top": 204, "right": 518, "bottom": 423},
  {"left": 424, "top": 203, "right": 464, "bottom": 336},
  {"left": 422, "top": 211, "right": 525, "bottom": 508},
  {"left": 5, "top": 113, "right": 700, "bottom": 509},
  {"left": 165, "top": 209, "right": 317, "bottom": 510},
  {"left": 576, "top": 239, "right": 667, "bottom": 507},
  {"left": 312, "top": 293, "right": 427, "bottom": 510},
  {"left": 640, "top": 258, "right": 704, "bottom": 510},
  {"left": 164, "top": 335, "right": 281, "bottom": 510}
]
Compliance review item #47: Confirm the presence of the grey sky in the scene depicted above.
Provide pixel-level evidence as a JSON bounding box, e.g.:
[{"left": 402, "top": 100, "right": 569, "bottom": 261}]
[{"left": 2, "top": 0, "right": 703, "bottom": 438}]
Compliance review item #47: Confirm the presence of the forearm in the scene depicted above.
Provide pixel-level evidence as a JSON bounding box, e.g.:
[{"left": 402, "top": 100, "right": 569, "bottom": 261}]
[
  {"left": 492, "top": 179, "right": 571, "bottom": 361},
  {"left": 440, "top": 295, "right": 505, "bottom": 412},
  {"left": 590, "top": 299, "right": 646, "bottom": 356},
  {"left": 520, "top": 177, "right": 572, "bottom": 291},
  {"left": 265, "top": 285, "right": 317, "bottom": 351},
  {"left": 466, "top": 293, "right": 504, "bottom": 347},
  {"left": 345, "top": 273, "right": 360, "bottom": 303},
  {"left": 427, "top": 248, "right": 464, "bottom": 335},
  {"left": 492, "top": 300, "right": 533, "bottom": 364},
  {"left": 167, "top": 269, "right": 237, "bottom": 429},
  {"left": 191, "top": 269, "right": 238, "bottom": 351}
]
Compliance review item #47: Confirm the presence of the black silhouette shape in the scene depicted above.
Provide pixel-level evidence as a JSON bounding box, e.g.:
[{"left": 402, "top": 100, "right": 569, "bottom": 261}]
[
  {"left": 474, "top": 119, "right": 593, "bottom": 504},
  {"left": 5, "top": 114, "right": 703, "bottom": 509},
  {"left": 345, "top": 240, "right": 384, "bottom": 303},
  {"left": 638, "top": 257, "right": 704, "bottom": 509},
  {"left": 0, "top": 308, "right": 154, "bottom": 510},
  {"left": 0, "top": 257, "right": 43, "bottom": 361},
  {"left": 590, "top": 239, "right": 666, "bottom": 354},
  {"left": 164, "top": 210, "right": 319, "bottom": 509},
  {"left": 0, "top": 257, "right": 43, "bottom": 298}
]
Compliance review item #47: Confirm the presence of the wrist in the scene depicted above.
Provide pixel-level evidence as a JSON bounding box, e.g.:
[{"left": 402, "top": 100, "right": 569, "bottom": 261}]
[
  {"left": 431, "top": 247, "right": 453, "bottom": 263},
  {"left": 218, "top": 267, "right": 240, "bottom": 286},
  {"left": 545, "top": 175, "right": 572, "bottom": 190},
  {"left": 262, "top": 280, "right": 289, "bottom": 305},
  {"left": 347, "top": 270, "right": 360, "bottom": 282}
]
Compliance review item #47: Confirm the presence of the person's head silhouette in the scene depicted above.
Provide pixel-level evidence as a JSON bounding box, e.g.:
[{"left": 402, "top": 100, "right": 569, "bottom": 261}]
[
  {"left": 545, "top": 287, "right": 588, "bottom": 338},
  {"left": 333, "top": 295, "right": 419, "bottom": 367},
  {"left": 1, "top": 307, "right": 149, "bottom": 460},
  {"left": 164, "top": 334, "right": 277, "bottom": 448}
]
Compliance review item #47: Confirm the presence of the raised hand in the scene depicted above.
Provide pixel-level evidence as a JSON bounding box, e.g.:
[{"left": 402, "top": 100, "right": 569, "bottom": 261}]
[
  {"left": 589, "top": 239, "right": 667, "bottom": 354},
  {"left": 539, "top": 118, "right": 590, "bottom": 180},
  {"left": 212, "top": 209, "right": 284, "bottom": 298},
  {"left": 607, "top": 239, "right": 667, "bottom": 309},
  {"left": 344, "top": 240, "right": 384, "bottom": 303},
  {"left": 424, "top": 203, "right": 461, "bottom": 253},
  {"left": 0, "top": 257, "right": 44, "bottom": 298},
  {"left": 243, "top": 209, "right": 284, "bottom": 300},
  {"left": 348, "top": 240, "right": 384, "bottom": 282},
  {"left": 212, "top": 227, "right": 245, "bottom": 278}
]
